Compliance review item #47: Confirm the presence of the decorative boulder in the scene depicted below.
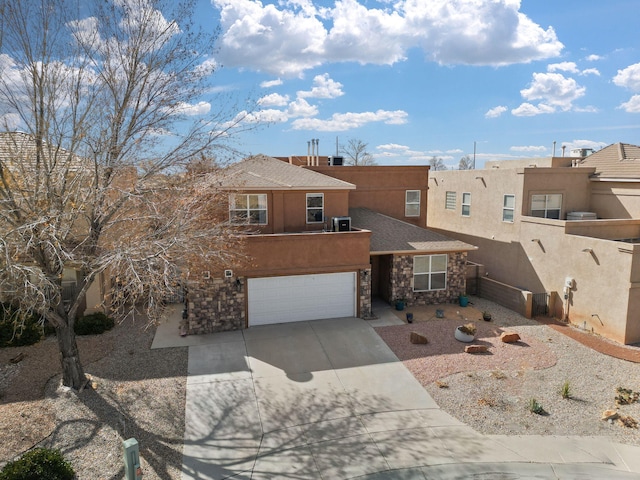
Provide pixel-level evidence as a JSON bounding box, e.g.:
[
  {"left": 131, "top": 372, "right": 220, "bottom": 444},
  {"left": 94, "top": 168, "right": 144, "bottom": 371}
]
[
  {"left": 465, "top": 344, "right": 488, "bottom": 354},
  {"left": 410, "top": 331, "right": 429, "bottom": 344},
  {"left": 500, "top": 332, "right": 521, "bottom": 343},
  {"left": 602, "top": 409, "right": 619, "bottom": 421}
]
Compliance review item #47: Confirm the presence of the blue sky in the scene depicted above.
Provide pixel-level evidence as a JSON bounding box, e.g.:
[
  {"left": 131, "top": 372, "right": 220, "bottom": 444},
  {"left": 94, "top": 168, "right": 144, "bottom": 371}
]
[{"left": 199, "top": 0, "right": 640, "bottom": 167}]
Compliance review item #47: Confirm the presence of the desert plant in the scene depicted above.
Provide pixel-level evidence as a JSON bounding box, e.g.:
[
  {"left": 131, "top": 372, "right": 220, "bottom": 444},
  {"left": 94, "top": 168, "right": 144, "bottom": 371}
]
[
  {"left": 74, "top": 312, "right": 115, "bottom": 336},
  {"left": 527, "top": 398, "right": 546, "bottom": 415},
  {"left": 0, "top": 305, "right": 43, "bottom": 348},
  {"left": 458, "top": 322, "right": 477, "bottom": 336},
  {"left": 560, "top": 380, "right": 572, "bottom": 399},
  {"left": 0, "top": 447, "right": 75, "bottom": 480}
]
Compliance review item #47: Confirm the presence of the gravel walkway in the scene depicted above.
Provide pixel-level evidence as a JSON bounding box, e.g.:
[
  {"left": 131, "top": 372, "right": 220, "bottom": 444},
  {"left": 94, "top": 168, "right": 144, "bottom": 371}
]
[{"left": 376, "top": 297, "right": 640, "bottom": 447}]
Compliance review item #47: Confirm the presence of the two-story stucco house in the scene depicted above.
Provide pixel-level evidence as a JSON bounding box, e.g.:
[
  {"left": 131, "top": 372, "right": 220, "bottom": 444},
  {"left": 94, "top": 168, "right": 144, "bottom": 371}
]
[
  {"left": 184, "top": 154, "right": 476, "bottom": 334},
  {"left": 427, "top": 143, "right": 640, "bottom": 345}
]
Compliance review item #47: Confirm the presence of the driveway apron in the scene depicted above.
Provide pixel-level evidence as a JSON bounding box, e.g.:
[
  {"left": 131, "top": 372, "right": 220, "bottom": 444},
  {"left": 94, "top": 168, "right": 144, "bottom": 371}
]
[{"left": 180, "top": 316, "right": 640, "bottom": 480}]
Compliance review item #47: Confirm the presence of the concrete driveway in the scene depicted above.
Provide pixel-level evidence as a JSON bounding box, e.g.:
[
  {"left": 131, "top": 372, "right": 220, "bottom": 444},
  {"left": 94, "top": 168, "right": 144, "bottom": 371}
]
[{"left": 177, "top": 313, "right": 640, "bottom": 480}]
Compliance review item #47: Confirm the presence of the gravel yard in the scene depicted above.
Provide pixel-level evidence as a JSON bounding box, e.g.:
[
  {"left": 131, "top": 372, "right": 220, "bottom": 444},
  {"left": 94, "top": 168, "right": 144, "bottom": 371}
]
[
  {"left": 2, "top": 297, "right": 640, "bottom": 478},
  {"left": 376, "top": 297, "right": 640, "bottom": 447},
  {"left": 0, "top": 313, "right": 187, "bottom": 479}
]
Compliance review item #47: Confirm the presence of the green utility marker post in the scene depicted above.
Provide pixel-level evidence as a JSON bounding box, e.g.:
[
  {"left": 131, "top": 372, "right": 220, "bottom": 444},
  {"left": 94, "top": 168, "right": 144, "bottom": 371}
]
[{"left": 123, "top": 438, "right": 143, "bottom": 479}]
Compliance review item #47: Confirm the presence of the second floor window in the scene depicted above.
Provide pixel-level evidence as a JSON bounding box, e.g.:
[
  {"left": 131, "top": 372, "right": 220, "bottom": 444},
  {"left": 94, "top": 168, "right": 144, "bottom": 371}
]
[
  {"left": 445, "top": 191, "right": 456, "bottom": 210},
  {"left": 306, "top": 193, "right": 324, "bottom": 223},
  {"left": 462, "top": 192, "right": 471, "bottom": 216},
  {"left": 230, "top": 193, "right": 267, "bottom": 224},
  {"left": 531, "top": 194, "right": 561, "bottom": 219},
  {"left": 405, "top": 190, "right": 420, "bottom": 216},
  {"left": 503, "top": 194, "right": 515, "bottom": 222}
]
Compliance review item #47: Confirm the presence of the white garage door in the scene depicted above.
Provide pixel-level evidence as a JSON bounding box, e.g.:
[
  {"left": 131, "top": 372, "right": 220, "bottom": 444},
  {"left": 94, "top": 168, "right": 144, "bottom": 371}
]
[{"left": 247, "top": 272, "right": 357, "bottom": 326}]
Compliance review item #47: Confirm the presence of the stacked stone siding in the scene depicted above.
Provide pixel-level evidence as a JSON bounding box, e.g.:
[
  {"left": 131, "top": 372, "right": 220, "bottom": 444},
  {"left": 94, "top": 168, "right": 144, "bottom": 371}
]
[
  {"left": 359, "top": 268, "right": 373, "bottom": 319},
  {"left": 186, "top": 277, "right": 245, "bottom": 334},
  {"left": 391, "top": 252, "right": 467, "bottom": 306}
]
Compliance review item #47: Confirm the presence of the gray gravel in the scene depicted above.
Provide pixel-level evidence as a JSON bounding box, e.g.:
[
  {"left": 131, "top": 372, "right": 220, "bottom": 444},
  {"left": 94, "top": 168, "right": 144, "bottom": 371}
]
[
  {"left": 42, "top": 316, "right": 188, "bottom": 480},
  {"left": 424, "top": 297, "right": 640, "bottom": 446}
]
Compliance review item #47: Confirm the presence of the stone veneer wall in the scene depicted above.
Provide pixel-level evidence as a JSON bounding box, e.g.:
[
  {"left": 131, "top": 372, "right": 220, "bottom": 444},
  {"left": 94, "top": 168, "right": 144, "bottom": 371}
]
[
  {"left": 186, "top": 277, "right": 245, "bottom": 334},
  {"left": 359, "top": 268, "right": 373, "bottom": 319},
  {"left": 391, "top": 252, "right": 467, "bottom": 306}
]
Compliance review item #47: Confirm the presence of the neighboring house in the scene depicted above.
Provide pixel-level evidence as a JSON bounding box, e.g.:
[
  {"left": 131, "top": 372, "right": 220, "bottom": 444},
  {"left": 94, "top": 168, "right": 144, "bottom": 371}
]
[
  {"left": 427, "top": 143, "right": 640, "bottom": 345},
  {"left": 184, "top": 154, "right": 476, "bottom": 334}
]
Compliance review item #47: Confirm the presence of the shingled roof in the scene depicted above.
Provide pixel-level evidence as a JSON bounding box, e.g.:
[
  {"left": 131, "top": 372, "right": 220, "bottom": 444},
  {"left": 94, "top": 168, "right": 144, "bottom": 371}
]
[
  {"left": 218, "top": 154, "right": 355, "bottom": 190},
  {"left": 350, "top": 208, "right": 476, "bottom": 254},
  {"left": 577, "top": 143, "right": 640, "bottom": 180}
]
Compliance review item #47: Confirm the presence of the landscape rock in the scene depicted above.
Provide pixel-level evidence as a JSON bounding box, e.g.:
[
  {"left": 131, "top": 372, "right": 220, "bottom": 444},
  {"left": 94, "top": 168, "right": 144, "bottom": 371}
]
[
  {"left": 602, "top": 409, "right": 619, "bottom": 421},
  {"left": 465, "top": 344, "right": 488, "bottom": 354},
  {"left": 410, "top": 331, "right": 428, "bottom": 344},
  {"left": 500, "top": 332, "right": 521, "bottom": 343}
]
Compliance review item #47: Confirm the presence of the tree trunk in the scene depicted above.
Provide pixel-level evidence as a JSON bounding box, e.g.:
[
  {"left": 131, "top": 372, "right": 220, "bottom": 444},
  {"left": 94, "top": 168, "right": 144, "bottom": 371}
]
[{"left": 56, "top": 323, "right": 86, "bottom": 390}]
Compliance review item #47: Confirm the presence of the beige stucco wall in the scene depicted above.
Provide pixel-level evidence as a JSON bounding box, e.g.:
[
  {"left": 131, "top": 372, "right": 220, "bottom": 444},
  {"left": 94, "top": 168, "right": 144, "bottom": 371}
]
[
  {"left": 521, "top": 168, "right": 594, "bottom": 219},
  {"left": 427, "top": 168, "right": 524, "bottom": 244},
  {"left": 590, "top": 182, "right": 640, "bottom": 219},
  {"left": 521, "top": 218, "right": 636, "bottom": 344},
  {"left": 428, "top": 165, "right": 640, "bottom": 344}
]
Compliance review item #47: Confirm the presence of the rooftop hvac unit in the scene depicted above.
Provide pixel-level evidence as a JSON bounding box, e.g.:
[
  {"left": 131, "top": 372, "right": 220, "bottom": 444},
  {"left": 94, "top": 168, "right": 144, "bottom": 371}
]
[
  {"left": 328, "top": 155, "right": 344, "bottom": 166},
  {"left": 332, "top": 216, "right": 351, "bottom": 232},
  {"left": 567, "top": 211, "right": 597, "bottom": 220}
]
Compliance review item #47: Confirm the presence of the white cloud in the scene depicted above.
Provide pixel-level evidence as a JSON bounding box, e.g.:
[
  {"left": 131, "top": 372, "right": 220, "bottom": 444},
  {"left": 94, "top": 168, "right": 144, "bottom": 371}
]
[
  {"left": 212, "top": 0, "right": 563, "bottom": 76},
  {"left": 586, "top": 54, "right": 603, "bottom": 61},
  {"left": 257, "top": 93, "right": 290, "bottom": 107},
  {"left": 619, "top": 94, "right": 640, "bottom": 113},
  {"left": 613, "top": 63, "right": 640, "bottom": 91},
  {"left": 377, "top": 143, "right": 411, "bottom": 151},
  {"left": 581, "top": 68, "right": 600, "bottom": 76},
  {"left": 511, "top": 102, "right": 555, "bottom": 116},
  {"left": 510, "top": 145, "right": 547, "bottom": 152},
  {"left": 169, "top": 101, "right": 211, "bottom": 116},
  {"left": 485, "top": 105, "right": 507, "bottom": 118},
  {"left": 260, "top": 78, "right": 283, "bottom": 88},
  {"left": 297, "top": 74, "right": 344, "bottom": 99},
  {"left": 548, "top": 62, "right": 579, "bottom": 74},
  {"left": 291, "top": 109, "right": 408, "bottom": 131},
  {"left": 0, "top": 113, "right": 21, "bottom": 130},
  {"left": 562, "top": 139, "right": 608, "bottom": 151},
  {"left": 287, "top": 98, "right": 318, "bottom": 117},
  {"left": 520, "top": 72, "right": 585, "bottom": 112}
]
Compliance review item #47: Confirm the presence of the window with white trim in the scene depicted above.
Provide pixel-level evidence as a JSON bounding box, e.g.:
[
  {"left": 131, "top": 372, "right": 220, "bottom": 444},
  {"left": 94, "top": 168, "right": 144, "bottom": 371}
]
[
  {"left": 461, "top": 192, "right": 471, "bottom": 216},
  {"left": 503, "top": 194, "right": 515, "bottom": 222},
  {"left": 306, "top": 193, "right": 324, "bottom": 223},
  {"left": 414, "top": 254, "right": 447, "bottom": 291},
  {"left": 405, "top": 190, "right": 420, "bottom": 216},
  {"left": 531, "top": 193, "right": 561, "bottom": 219},
  {"left": 230, "top": 194, "right": 267, "bottom": 224},
  {"left": 445, "top": 191, "right": 456, "bottom": 210}
]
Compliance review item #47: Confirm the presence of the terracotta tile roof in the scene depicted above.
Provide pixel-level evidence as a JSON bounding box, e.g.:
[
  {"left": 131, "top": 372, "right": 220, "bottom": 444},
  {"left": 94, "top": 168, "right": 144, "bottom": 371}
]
[
  {"left": 349, "top": 208, "right": 476, "bottom": 254},
  {"left": 218, "top": 154, "right": 355, "bottom": 190},
  {"left": 577, "top": 143, "right": 640, "bottom": 179}
]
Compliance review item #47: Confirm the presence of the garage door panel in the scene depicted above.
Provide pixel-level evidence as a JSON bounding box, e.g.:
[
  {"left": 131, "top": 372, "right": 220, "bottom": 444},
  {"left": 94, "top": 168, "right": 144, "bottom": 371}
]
[{"left": 248, "top": 273, "right": 356, "bottom": 326}]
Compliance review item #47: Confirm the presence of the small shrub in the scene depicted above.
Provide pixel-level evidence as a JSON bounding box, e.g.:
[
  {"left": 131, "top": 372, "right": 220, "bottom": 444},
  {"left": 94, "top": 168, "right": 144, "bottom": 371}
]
[
  {"left": 458, "top": 322, "right": 477, "bottom": 336},
  {"left": 560, "top": 380, "right": 572, "bottom": 399},
  {"left": 491, "top": 370, "right": 507, "bottom": 380},
  {"left": 527, "top": 398, "right": 546, "bottom": 415},
  {"left": 0, "top": 447, "right": 75, "bottom": 480},
  {"left": 0, "top": 305, "right": 43, "bottom": 348},
  {"left": 74, "top": 312, "right": 115, "bottom": 336}
]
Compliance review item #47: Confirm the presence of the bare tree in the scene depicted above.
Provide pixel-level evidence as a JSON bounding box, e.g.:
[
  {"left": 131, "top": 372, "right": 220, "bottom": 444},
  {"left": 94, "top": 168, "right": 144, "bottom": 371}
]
[
  {"left": 429, "top": 156, "right": 447, "bottom": 171},
  {"left": 458, "top": 155, "right": 474, "bottom": 170},
  {"left": 0, "top": 0, "right": 254, "bottom": 390},
  {"left": 340, "top": 138, "right": 376, "bottom": 166}
]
